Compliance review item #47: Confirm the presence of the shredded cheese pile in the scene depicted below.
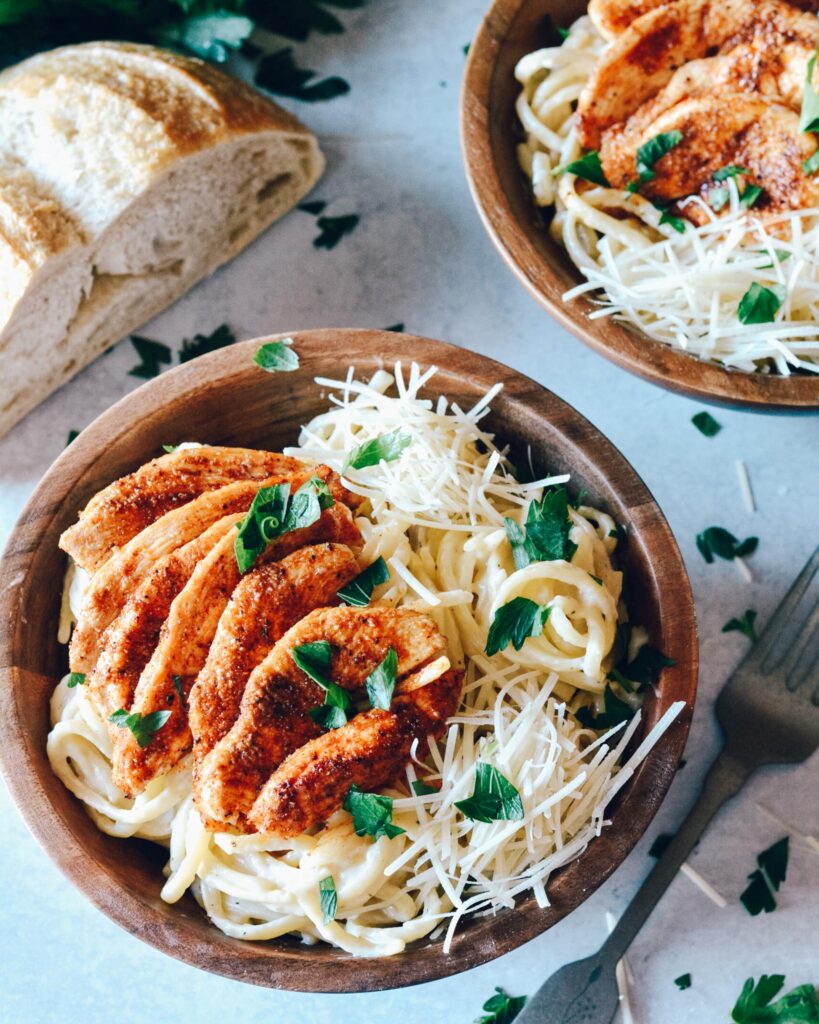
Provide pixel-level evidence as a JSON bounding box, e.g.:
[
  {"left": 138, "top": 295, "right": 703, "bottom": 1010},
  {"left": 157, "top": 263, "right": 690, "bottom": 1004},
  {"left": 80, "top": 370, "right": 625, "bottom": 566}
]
[
  {"left": 48, "top": 362, "right": 683, "bottom": 957},
  {"left": 515, "top": 16, "right": 819, "bottom": 376}
]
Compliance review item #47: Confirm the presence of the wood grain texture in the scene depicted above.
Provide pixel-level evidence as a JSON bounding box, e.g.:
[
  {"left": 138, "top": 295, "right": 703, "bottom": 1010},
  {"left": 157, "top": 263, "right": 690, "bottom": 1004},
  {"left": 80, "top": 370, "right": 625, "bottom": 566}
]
[
  {"left": 460, "top": 0, "right": 819, "bottom": 410},
  {"left": 0, "top": 329, "right": 698, "bottom": 991}
]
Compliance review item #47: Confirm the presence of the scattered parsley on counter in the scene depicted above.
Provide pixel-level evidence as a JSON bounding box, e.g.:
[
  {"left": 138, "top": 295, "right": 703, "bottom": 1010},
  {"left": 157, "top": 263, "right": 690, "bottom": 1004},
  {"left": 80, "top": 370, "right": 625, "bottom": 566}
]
[
  {"left": 474, "top": 987, "right": 527, "bottom": 1024},
  {"left": 314, "top": 213, "right": 360, "bottom": 249},
  {"left": 318, "top": 875, "right": 337, "bottom": 924},
  {"left": 741, "top": 837, "right": 789, "bottom": 916},
  {"left": 455, "top": 762, "right": 524, "bottom": 823},
  {"left": 485, "top": 597, "right": 551, "bottom": 657},
  {"left": 343, "top": 785, "right": 405, "bottom": 840},
  {"left": 738, "top": 282, "right": 785, "bottom": 325},
  {"left": 253, "top": 0, "right": 365, "bottom": 43},
  {"left": 65, "top": 430, "right": 79, "bottom": 447},
  {"left": 158, "top": 12, "right": 252, "bottom": 62},
  {"left": 675, "top": 973, "right": 692, "bottom": 991},
  {"left": 67, "top": 672, "right": 86, "bottom": 688},
  {"left": 336, "top": 557, "right": 390, "bottom": 606},
  {"left": 299, "top": 199, "right": 327, "bottom": 215},
  {"left": 255, "top": 47, "right": 350, "bottom": 102},
  {"left": 129, "top": 335, "right": 171, "bottom": 379},
  {"left": 691, "top": 411, "right": 722, "bottom": 437},
  {"left": 162, "top": 444, "right": 178, "bottom": 453},
  {"left": 723, "top": 609, "right": 758, "bottom": 642},
  {"left": 696, "top": 526, "right": 758, "bottom": 564},
  {"left": 731, "top": 974, "right": 819, "bottom": 1023},
  {"left": 384, "top": 322, "right": 405, "bottom": 332},
  {"left": 635, "top": 130, "right": 683, "bottom": 184},
  {"left": 365, "top": 647, "right": 397, "bottom": 710},
  {"left": 504, "top": 484, "right": 577, "bottom": 569},
  {"left": 178, "top": 324, "right": 236, "bottom": 363},
  {"left": 345, "top": 429, "right": 411, "bottom": 470},
  {"left": 253, "top": 337, "right": 299, "bottom": 373},
  {"left": 109, "top": 708, "right": 171, "bottom": 747}
]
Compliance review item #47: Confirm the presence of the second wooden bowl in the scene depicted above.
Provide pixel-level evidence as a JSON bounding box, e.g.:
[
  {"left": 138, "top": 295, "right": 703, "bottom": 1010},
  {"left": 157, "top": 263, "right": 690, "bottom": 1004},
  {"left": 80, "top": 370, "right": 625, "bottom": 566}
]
[
  {"left": 0, "top": 329, "right": 697, "bottom": 990},
  {"left": 461, "top": 0, "right": 819, "bottom": 410}
]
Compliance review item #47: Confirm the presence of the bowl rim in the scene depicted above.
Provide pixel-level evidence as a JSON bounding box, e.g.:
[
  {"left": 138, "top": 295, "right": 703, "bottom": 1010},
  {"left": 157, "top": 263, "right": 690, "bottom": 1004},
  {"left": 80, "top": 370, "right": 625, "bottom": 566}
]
[
  {"left": 0, "top": 328, "right": 698, "bottom": 991},
  {"left": 460, "top": 0, "right": 819, "bottom": 411}
]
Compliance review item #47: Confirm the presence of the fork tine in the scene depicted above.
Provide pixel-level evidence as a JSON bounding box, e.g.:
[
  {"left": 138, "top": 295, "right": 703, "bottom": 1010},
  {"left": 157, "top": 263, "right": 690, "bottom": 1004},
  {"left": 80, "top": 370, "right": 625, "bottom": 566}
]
[
  {"left": 787, "top": 606, "right": 819, "bottom": 692},
  {"left": 753, "top": 545, "right": 819, "bottom": 672}
]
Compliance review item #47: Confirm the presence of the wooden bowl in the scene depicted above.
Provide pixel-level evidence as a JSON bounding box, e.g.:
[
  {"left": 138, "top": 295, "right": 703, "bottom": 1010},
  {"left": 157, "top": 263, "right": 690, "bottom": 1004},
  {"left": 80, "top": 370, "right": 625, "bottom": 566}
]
[
  {"left": 0, "top": 329, "right": 697, "bottom": 991},
  {"left": 461, "top": 0, "right": 819, "bottom": 410}
]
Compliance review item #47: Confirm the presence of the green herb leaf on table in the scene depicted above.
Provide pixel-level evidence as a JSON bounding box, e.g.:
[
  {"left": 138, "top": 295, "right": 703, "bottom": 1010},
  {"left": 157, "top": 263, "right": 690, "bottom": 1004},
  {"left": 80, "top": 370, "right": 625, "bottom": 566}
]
[
  {"left": 696, "top": 526, "right": 758, "bottom": 564},
  {"left": 250, "top": 0, "right": 365, "bottom": 43},
  {"left": 635, "top": 130, "right": 683, "bottom": 184},
  {"left": 255, "top": 47, "right": 350, "bottom": 102},
  {"left": 675, "top": 974, "right": 692, "bottom": 991},
  {"left": 723, "top": 609, "right": 758, "bottom": 642},
  {"left": 129, "top": 335, "right": 171, "bottom": 379},
  {"left": 178, "top": 324, "right": 236, "bottom": 363},
  {"left": 108, "top": 708, "right": 171, "bottom": 748},
  {"left": 738, "top": 282, "right": 785, "bottom": 324},
  {"left": 485, "top": 597, "right": 551, "bottom": 657},
  {"left": 314, "top": 213, "right": 360, "bottom": 249},
  {"left": 365, "top": 647, "right": 398, "bottom": 710},
  {"left": 475, "top": 987, "right": 527, "bottom": 1024},
  {"left": 299, "top": 199, "right": 327, "bottom": 215},
  {"left": 343, "top": 784, "right": 405, "bottom": 840},
  {"left": 561, "top": 150, "right": 610, "bottom": 187},
  {"left": 504, "top": 484, "right": 577, "bottom": 569},
  {"left": 156, "top": 12, "right": 253, "bottom": 63},
  {"left": 692, "top": 410, "right": 722, "bottom": 437},
  {"left": 411, "top": 779, "right": 438, "bottom": 797},
  {"left": 741, "top": 836, "right": 789, "bottom": 916},
  {"left": 318, "top": 874, "right": 337, "bottom": 924},
  {"left": 65, "top": 429, "right": 79, "bottom": 446},
  {"left": 731, "top": 974, "right": 819, "bottom": 1023},
  {"left": 384, "top": 322, "right": 405, "bottom": 332},
  {"left": 455, "top": 762, "right": 524, "bottom": 823},
  {"left": 336, "top": 557, "right": 390, "bottom": 606},
  {"left": 254, "top": 337, "right": 299, "bottom": 373},
  {"left": 67, "top": 672, "right": 86, "bottom": 688},
  {"left": 345, "top": 429, "right": 412, "bottom": 470}
]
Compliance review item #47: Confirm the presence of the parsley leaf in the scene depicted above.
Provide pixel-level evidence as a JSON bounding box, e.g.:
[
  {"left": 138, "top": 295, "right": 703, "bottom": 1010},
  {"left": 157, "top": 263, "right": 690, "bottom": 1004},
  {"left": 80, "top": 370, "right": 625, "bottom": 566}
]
[
  {"left": 314, "top": 213, "right": 360, "bottom": 249},
  {"left": 738, "top": 282, "right": 785, "bottom": 324},
  {"left": 345, "top": 429, "right": 412, "bottom": 470},
  {"left": 65, "top": 429, "right": 79, "bottom": 447},
  {"left": 475, "top": 987, "right": 527, "bottom": 1024},
  {"left": 804, "top": 150, "right": 819, "bottom": 176},
  {"left": 343, "top": 784, "right": 405, "bottom": 840},
  {"left": 129, "top": 335, "right": 171, "bottom": 379},
  {"left": 299, "top": 199, "right": 327, "bottom": 215},
  {"left": 561, "top": 151, "right": 610, "bottom": 187},
  {"left": 253, "top": 337, "right": 299, "bottom": 372},
  {"left": 67, "top": 672, "right": 86, "bottom": 688},
  {"left": 162, "top": 444, "right": 178, "bottom": 453},
  {"left": 318, "top": 874, "right": 337, "bottom": 924},
  {"left": 411, "top": 779, "right": 438, "bottom": 796},
  {"left": 741, "top": 837, "right": 789, "bottom": 916},
  {"left": 250, "top": 0, "right": 364, "bottom": 42},
  {"left": 675, "top": 974, "right": 692, "bottom": 991},
  {"left": 714, "top": 165, "right": 750, "bottom": 182},
  {"left": 723, "top": 609, "right": 758, "bottom": 642},
  {"left": 692, "top": 411, "right": 722, "bottom": 437},
  {"left": 455, "top": 762, "right": 524, "bottom": 823},
  {"left": 624, "top": 643, "right": 675, "bottom": 686},
  {"left": 485, "top": 597, "right": 551, "bottom": 657},
  {"left": 800, "top": 50, "right": 819, "bottom": 133},
  {"left": 292, "top": 640, "right": 351, "bottom": 728},
  {"left": 178, "top": 324, "right": 236, "bottom": 363},
  {"left": 384, "top": 322, "right": 405, "bottom": 332},
  {"left": 576, "top": 642, "right": 673, "bottom": 730},
  {"left": 365, "top": 647, "right": 397, "bottom": 710},
  {"left": 575, "top": 685, "right": 634, "bottom": 730},
  {"left": 731, "top": 974, "right": 819, "bottom": 1023},
  {"left": 658, "top": 207, "right": 686, "bottom": 233},
  {"left": 255, "top": 47, "right": 350, "bottom": 102},
  {"left": 696, "top": 527, "right": 758, "bottom": 564},
  {"left": 635, "top": 130, "right": 683, "bottom": 183},
  {"left": 234, "top": 477, "right": 334, "bottom": 573},
  {"left": 336, "top": 557, "right": 390, "bottom": 606},
  {"left": 157, "top": 12, "right": 252, "bottom": 63},
  {"left": 109, "top": 708, "right": 171, "bottom": 748},
  {"left": 173, "top": 675, "right": 185, "bottom": 702},
  {"left": 740, "top": 184, "right": 763, "bottom": 210},
  {"left": 505, "top": 484, "right": 577, "bottom": 569}
]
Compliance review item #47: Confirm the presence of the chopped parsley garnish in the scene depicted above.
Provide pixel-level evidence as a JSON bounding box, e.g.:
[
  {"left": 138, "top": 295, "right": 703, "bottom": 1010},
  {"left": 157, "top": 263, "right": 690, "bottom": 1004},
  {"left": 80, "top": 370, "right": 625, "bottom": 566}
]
[
  {"left": 343, "top": 784, "right": 405, "bottom": 840},
  {"left": 365, "top": 647, "right": 397, "bottom": 710},
  {"left": 292, "top": 640, "right": 351, "bottom": 729},
  {"left": 739, "top": 184, "right": 763, "bottom": 210},
  {"left": 575, "top": 685, "right": 634, "bottom": 730},
  {"left": 336, "top": 557, "right": 389, "bottom": 606},
  {"left": 345, "top": 429, "right": 412, "bottom": 470},
  {"left": 738, "top": 282, "right": 785, "bottom": 324},
  {"left": 172, "top": 675, "right": 185, "bottom": 702},
  {"left": 234, "top": 476, "right": 334, "bottom": 573},
  {"left": 731, "top": 974, "right": 819, "bottom": 1023},
  {"left": 318, "top": 875, "right": 337, "bottom": 924},
  {"left": 504, "top": 484, "right": 577, "bottom": 569},
  {"left": 714, "top": 165, "right": 750, "bottom": 182},
  {"left": 385, "top": 322, "right": 405, "bottom": 332},
  {"left": 65, "top": 430, "right": 79, "bottom": 447},
  {"left": 299, "top": 199, "right": 327, "bottom": 215},
  {"left": 108, "top": 708, "right": 171, "bottom": 748},
  {"left": 255, "top": 47, "right": 350, "bottom": 102},
  {"left": 67, "top": 672, "right": 86, "bottom": 688},
  {"left": 129, "top": 335, "right": 171, "bottom": 379},
  {"left": 609, "top": 523, "right": 627, "bottom": 541},
  {"left": 178, "top": 324, "right": 236, "bottom": 363},
  {"left": 560, "top": 150, "right": 610, "bottom": 187},
  {"left": 456, "top": 762, "right": 524, "bottom": 823},
  {"left": 314, "top": 213, "right": 360, "bottom": 249},
  {"left": 589, "top": 573, "right": 603, "bottom": 585},
  {"left": 254, "top": 0, "right": 365, "bottom": 42},
  {"left": 577, "top": 642, "right": 674, "bottom": 730},
  {"left": 635, "top": 130, "right": 683, "bottom": 184},
  {"left": 691, "top": 411, "right": 722, "bottom": 437},
  {"left": 474, "top": 987, "right": 527, "bottom": 1024},
  {"left": 253, "top": 337, "right": 299, "bottom": 373},
  {"left": 741, "top": 837, "right": 789, "bottom": 916},
  {"left": 675, "top": 974, "right": 692, "bottom": 991},
  {"left": 411, "top": 779, "right": 438, "bottom": 797},
  {"left": 485, "top": 597, "right": 551, "bottom": 657},
  {"left": 696, "top": 526, "right": 758, "bottom": 564},
  {"left": 800, "top": 50, "right": 819, "bottom": 133},
  {"left": 804, "top": 150, "right": 819, "bottom": 176},
  {"left": 162, "top": 444, "right": 177, "bottom": 453},
  {"left": 722, "top": 609, "right": 758, "bottom": 642},
  {"left": 658, "top": 206, "right": 686, "bottom": 233}
]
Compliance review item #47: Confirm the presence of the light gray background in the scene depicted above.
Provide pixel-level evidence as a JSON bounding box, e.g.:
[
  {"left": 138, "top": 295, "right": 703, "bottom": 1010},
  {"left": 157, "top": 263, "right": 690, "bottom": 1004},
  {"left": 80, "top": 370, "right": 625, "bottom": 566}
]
[{"left": 1, "top": 2, "right": 818, "bottom": 1022}]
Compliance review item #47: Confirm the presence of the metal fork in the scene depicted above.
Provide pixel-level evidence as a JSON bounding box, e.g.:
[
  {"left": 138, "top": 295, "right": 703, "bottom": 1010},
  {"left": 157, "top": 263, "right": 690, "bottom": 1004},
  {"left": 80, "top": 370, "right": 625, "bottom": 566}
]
[{"left": 515, "top": 545, "right": 819, "bottom": 1024}]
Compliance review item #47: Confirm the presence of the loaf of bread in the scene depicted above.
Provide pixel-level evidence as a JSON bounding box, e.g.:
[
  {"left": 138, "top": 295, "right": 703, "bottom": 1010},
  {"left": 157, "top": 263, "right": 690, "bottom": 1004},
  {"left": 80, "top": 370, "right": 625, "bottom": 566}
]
[{"left": 0, "top": 42, "right": 325, "bottom": 437}]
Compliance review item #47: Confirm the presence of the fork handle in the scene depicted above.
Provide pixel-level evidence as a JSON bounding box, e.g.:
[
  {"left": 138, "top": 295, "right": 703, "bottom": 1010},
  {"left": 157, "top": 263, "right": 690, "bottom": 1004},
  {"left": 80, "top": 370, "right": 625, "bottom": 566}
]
[{"left": 600, "top": 746, "right": 752, "bottom": 964}]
